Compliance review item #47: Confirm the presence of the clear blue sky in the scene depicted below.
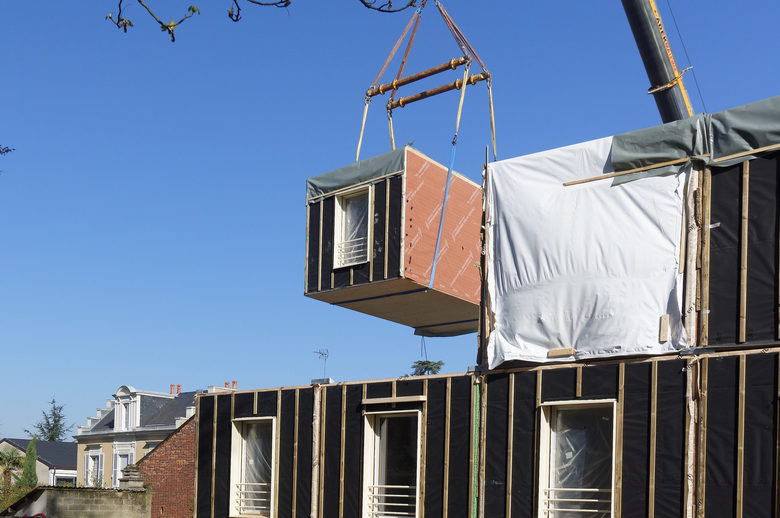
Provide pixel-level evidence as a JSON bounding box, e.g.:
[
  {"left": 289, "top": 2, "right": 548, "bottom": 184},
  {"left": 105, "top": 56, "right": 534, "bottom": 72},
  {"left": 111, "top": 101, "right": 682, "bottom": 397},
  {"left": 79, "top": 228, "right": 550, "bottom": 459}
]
[{"left": 1, "top": 1, "right": 778, "bottom": 440}]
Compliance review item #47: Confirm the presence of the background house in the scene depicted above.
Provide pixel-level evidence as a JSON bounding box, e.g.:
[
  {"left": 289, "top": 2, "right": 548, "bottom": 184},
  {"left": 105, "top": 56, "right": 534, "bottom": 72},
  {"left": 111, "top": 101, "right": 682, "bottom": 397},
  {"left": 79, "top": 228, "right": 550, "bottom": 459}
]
[
  {"left": 0, "top": 438, "right": 77, "bottom": 486},
  {"left": 75, "top": 384, "right": 197, "bottom": 487}
]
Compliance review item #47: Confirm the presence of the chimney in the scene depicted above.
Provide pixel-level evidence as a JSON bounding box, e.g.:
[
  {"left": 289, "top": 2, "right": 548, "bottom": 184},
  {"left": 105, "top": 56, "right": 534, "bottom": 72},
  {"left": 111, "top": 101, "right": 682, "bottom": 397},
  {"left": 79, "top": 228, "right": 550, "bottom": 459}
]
[
  {"left": 224, "top": 381, "right": 229, "bottom": 388},
  {"left": 232, "top": 380, "right": 237, "bottom": 390},
  {"left": 177, "top": 384, "right": 181, "bottom": 395},
  {"left": 170, "top": 384, "right": 175, "bottom": 395}
]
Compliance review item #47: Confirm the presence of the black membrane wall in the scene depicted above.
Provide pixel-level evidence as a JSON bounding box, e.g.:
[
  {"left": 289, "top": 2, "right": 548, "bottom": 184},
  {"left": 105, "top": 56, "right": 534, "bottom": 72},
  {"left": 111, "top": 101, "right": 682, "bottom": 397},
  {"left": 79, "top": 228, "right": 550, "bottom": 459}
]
[
  {"left": 305, "top": 174, "right": 403, "bottom": 294},
  {"left": 195, "top": 352, "right": 780, "bottom": 518},
  {"left": 708, "top": 154, "right": 780, "bottom": 345}
]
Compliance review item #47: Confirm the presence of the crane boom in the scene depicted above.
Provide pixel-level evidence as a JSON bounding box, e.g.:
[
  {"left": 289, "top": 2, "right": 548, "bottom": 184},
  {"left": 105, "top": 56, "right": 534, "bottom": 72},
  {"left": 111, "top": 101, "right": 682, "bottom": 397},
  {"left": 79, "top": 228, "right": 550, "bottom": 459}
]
[{"left": 622, "top": 0, "right": 694, "bottom": 122}]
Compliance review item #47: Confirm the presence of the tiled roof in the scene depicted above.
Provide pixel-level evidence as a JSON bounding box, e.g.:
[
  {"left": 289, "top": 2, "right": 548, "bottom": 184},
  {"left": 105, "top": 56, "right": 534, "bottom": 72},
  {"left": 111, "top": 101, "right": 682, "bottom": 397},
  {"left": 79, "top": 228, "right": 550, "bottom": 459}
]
[{"left": 0, "top": 438, "right": 77, "bottom": 470}]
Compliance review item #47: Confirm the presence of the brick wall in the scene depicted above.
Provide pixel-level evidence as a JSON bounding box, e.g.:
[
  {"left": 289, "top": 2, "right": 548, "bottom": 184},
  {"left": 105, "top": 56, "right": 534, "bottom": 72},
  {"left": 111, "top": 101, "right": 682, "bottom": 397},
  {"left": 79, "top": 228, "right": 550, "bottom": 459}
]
[{"left": 137, "top": 416, "right": 196, "bottom": 518}]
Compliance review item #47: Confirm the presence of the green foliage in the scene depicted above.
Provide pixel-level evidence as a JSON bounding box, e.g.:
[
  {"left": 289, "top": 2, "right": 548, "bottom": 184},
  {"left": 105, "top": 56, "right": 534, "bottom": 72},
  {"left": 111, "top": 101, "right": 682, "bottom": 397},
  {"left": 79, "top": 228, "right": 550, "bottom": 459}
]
[
  {"left": 0, "top": 449, "right": 23, "bottom": 489},
  {"left": 17, "top": 439, "right": 37, "bottom": 489},
  {"left": 0, "top": 484, "right": 33, "bottom": 514},
  {"left": 410, "top": 360, "right": 444, "bottom": 376},
  {"left": 25, "top": 396, "right": 73, "bottom": 442}
]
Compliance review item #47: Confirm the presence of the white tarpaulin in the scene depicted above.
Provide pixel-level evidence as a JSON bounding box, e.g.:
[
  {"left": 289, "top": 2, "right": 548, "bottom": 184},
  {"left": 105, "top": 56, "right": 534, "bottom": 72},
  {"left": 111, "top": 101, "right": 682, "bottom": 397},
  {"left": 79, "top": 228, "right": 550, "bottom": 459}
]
[{"left": 485, "top": 136, "right": 687, "bottom": 367}]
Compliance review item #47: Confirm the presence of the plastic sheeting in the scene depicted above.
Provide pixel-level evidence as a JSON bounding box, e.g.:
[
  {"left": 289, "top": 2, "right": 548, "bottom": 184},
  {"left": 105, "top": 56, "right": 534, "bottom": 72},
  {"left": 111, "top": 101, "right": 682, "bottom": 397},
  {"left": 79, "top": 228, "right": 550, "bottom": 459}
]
[
  {"left": 611, "top": 94, "right": 780, "bottom": 175},
  {"left": 306, "top": 147, "right": 406, "bottom": 200},
  {"left": 486, "top": 136, "right": 686, "bottom": 366}
]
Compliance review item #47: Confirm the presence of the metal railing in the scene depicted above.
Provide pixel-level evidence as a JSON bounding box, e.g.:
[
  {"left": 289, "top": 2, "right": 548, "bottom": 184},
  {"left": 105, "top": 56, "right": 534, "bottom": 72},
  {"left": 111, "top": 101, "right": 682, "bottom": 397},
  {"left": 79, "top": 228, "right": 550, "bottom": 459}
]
[
  {"left": 337, "top": 236, "right": 368, "bottom": 267},
  {"left": 235, "top": 482, "right": 271, "bottom": 516},
  {"left": 541, "top": 487, "right": 612, "bottom": 516},
  {"left": 367, "top": 484, "right": 416, "bottom": 518}
]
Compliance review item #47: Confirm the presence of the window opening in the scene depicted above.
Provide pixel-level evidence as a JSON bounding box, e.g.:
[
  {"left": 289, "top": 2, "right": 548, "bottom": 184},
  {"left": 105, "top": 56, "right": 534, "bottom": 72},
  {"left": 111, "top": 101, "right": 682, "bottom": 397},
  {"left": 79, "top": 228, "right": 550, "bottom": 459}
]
[
  {"left": 231, "top": 419, "right": 274, "bottom": 517},
  {"left": 539, "top": 403, "right": 615, "bottom": 518},
  {"left": 363, "top": 412, "right": 420, "bottom": 518},
  {"left": 85, "top": 452, "right": 104, "bottom": 487},
  {"left": 336, "top": 188, "right": 371, "bottom": 268}
]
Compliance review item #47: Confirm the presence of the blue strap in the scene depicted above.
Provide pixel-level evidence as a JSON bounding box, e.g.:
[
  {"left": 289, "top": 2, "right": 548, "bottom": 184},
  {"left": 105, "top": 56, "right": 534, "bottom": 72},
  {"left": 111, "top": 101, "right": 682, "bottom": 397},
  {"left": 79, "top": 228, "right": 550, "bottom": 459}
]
[{"left": 429, "top": 134, "right": 458, "bottom": 289}]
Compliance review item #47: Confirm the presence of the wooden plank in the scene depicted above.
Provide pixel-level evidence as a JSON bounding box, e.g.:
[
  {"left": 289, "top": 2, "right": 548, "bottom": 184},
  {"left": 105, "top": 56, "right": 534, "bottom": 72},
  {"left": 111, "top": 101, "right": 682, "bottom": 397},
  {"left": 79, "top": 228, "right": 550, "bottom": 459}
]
[
  {"left": 478, "top": 376, "right": 487, "bottom": 518},
  {"left": 775, "top": 354, "right": 780, "bottom": 518},
  {"left": 700, "top": 168, "right": 712, "bottom": 346},
  {"left": 614, "top": 364, "right": 625, "bottom": 518},
  {"left": 318, "top": 200, "right": 323, "bottom": 292},
  {"left": 419, "top": 380, "right": 428, "bottom": 518},
  {"left": 736, "top": 355, "right": 746, "bottom": 518},
  {"left": 275, "top": 390, "right": 282, "bottom": 518},
  {"left": 305, "top": 204, "right": 310, "bottom": 294},
  {"left": 292, "top": 389, "right": 299, "bottom": 518},
  {"left": 739, "top": 161, "right": 750, "bottom": 343},
  {"left": 310, "top": 387, "right": 321, "bottom": 518},
  {"left": 338, "top": 386, "right": 346, "bottom": 518},
  {"left": 659, "top": 314, "right": 670, "bottom": 343},
  {"left": 361, "top": 395, "right": 427, "bottom": 405},
  {"left": 684, "top": 359, "right": 696, "bottom": 518},
  {"left": 318, "top": 388, "right": 327, "bottom": 518},
  {"left": 696, "top": 358, "right": 709, "bottom": 518},
  {"left": 468, "top": 378, "right": 476, "bottom": 518},
  {"left": 505, "top": 373, "right": 515, "bottom": 518},
  {"left": 576, "top": 366, "right": 582, "bottom": 398},
  {"left": 210, "top": 396, "right": 217, "bottom": 518},
  {"left": 193, "top": 397, "right": 201, "bottom": 518},
  {"left": 254, "top": 391, "right": 258, "bottom": 415},
  {"left": 684, "top": 169, "right": 700, "bottom": 346},
  {"left": 547, "top": 347, "right": 575, "bottom": 358},
  {"left": 648, "top": 362, "right": 658, "bottom": 518},
  {"left": 443, "top": 377, "right": 452, "bottom": 518},
  {"left": 384, "top": 177, "right": 390, "bottom": 279},
  {"left": 533, "top": 371, "right": 542, "bottom": 517}
]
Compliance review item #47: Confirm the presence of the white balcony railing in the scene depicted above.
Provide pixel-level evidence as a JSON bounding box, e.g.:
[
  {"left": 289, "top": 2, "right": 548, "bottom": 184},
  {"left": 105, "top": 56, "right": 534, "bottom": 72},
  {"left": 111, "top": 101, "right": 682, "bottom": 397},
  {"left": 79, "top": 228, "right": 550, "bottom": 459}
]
[
  {"left": 235, "top": 482, "right": 271, "bottom": 516},
  {"left": 367, "top": 484, "right": 416, "bottom": 518},
  {"left": 541, "top": 487, "right": 612, "bottom": 516}
]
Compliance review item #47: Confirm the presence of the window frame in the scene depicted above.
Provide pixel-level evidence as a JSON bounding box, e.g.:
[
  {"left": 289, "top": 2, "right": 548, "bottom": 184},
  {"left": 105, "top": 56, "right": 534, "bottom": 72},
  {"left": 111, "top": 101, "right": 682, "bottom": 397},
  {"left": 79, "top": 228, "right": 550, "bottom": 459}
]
[
  {"left": 85, "top": 449, "right": 104, "bottom": 487},
  {"left": 537, "top": 399, "right": 617, "bottom": 518},
  {"left": 361, "top": 409, "right": 422, "bottom": 518},
  {"left": 229, "top": 416, "right": 276, "bottom": 518},
  {"left": 334, "top": 185, "right": 373, "bottom": 269}
]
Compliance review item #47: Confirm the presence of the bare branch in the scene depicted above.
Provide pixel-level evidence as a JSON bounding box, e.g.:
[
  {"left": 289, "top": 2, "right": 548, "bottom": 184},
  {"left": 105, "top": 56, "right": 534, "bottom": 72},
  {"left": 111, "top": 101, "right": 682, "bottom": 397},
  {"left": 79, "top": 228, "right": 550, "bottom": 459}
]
[
  {"left": 108, "top": 1, "right": 415, "bottom": 41},
  {"left": 229, "top": 0, "right": 290, "bottom": 22},
  {"left": 358, "top": 0, "right": 416, "bottom": 12},
  {"left": 0, "top": 145, "right": 14, "bottom": 155}
]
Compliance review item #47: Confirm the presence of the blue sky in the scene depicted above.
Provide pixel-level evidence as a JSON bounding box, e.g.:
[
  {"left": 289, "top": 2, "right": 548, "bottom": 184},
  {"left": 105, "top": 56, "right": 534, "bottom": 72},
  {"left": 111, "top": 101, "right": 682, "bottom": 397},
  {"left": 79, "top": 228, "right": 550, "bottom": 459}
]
[{"left": 0, "top": 1, "right": 778, "bottom": 439}]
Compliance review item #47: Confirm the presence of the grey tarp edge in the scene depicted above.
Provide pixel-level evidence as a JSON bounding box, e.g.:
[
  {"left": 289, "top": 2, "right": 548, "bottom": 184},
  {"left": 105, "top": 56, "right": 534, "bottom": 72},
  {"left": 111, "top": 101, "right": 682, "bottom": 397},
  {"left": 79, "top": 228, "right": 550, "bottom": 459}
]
[
  {"left": 305, "top": 146, "right": 406, "bottom": 200},
  {"left": 611, "top": 94, "right": 780, "bottom": 173}
]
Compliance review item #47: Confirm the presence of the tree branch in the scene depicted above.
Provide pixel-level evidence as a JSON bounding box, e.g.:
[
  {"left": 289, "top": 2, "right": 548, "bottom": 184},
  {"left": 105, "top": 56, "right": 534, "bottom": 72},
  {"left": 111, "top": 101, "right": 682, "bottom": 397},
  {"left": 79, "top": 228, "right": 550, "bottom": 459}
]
[
  {"left": 108, "top": 1, "right": 415, "bottom": 41},
  {"left": 358, "top": 0, "right": 416, "bottom": 13}
]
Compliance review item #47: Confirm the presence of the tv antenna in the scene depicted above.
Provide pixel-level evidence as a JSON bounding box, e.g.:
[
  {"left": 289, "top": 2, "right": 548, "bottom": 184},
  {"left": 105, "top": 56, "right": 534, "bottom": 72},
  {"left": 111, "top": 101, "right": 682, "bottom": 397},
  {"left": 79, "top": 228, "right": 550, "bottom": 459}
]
[{"left": 314, "top": 348, "right": 329, "bottom": 378}]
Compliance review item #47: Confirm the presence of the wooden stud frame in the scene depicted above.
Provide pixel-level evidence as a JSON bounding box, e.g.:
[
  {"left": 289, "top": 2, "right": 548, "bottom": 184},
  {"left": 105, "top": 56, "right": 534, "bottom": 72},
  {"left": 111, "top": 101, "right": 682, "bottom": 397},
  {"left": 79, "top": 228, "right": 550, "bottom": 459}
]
[
  {"left": 310, "top": 387, "right": 321, "bottom": 518},
  {"left": 696, "top": 357, "right": 709, "bottom": 518},
  {"left": 505, "top": 373, "right": 515, "bottom": 518},
  {"left": 468, "top": 378, "right": 476, "bottom": 518},
  {"left": 193, "top": 396, "right": 201, "bottom": 518},
  {"left": 736, "top": 355, "right": 746, "bottom": 518},
  {"left": 210, "top": 396, "right": 218, "bottom": 518},
  {"left": 338, "top": 386, "right": 347, "bottom": 518},
  {"left": 305, "top": 204, "right": 310, "bottom": 294},
  {"left": 275, "top": 390, "right": 282, "bottom": 518},
  {"left": 700, "top": 169, "right": 713, "bottom": 345},
  {"left": 318, "top": 388, "right": 327, "bottom": 518},
  {"left": 613, "top": 365, "right": 625, "bottom": 518},
  {"left": 443, "top": 377, "right": 452, "bottom": 518},
  {"left": 648, "top": 362, "right": 659, "bottom": 518},
  {"left": 292, "top": 389, "right": 300, "bottom": 518},
  {"left": 533, "top": 370, "right": 542, "bottom": 517},
  {"left": 478, "top": 377, "right": 488, "bottom": 518},
  {"left": 419, "top": 380, "right": 429, "bottom": 518},
  {"left": 318, "top": 200, "right": 324, "bottom": 293},
  {"left": 739, "top": 162, "right": 750, "bottom": 343},
  {"left": 775, "top": 354, "right": 780, "bottom": 518},
  {"left": 576, "top": 366, "right": 583, "bottom": 398}
]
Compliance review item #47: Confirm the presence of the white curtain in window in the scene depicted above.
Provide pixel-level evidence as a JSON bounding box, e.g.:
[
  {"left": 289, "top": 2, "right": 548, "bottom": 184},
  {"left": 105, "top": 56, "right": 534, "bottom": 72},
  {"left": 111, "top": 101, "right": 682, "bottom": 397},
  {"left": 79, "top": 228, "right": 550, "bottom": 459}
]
[
  {"left": 344, "top": 194, "right": 368, "bottom": 242},
  {"left": 552, "top": 407, "right": 612, "bottom": 517},
  {"left": 243, "top": 421, "right": 272, "bottom": 486}
]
